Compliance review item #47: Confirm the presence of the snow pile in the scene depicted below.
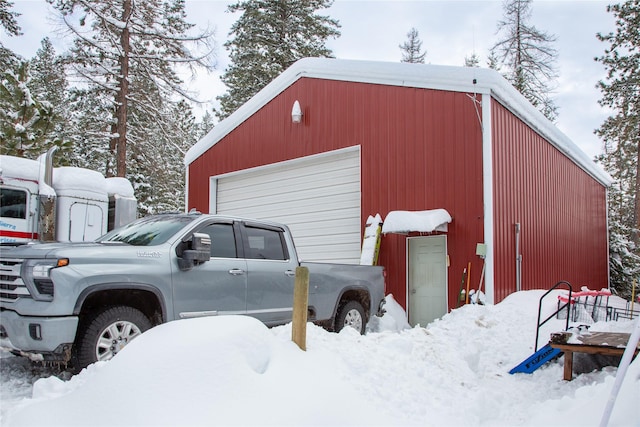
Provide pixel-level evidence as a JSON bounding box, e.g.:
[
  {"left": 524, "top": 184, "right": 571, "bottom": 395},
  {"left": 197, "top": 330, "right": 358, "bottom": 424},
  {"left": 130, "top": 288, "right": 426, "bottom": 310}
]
[
  {"left": 382, "top": 209, "right": 452, "bottom": 234},
  {"left": 2, "top": 291, "right": 638, "bottom": 426},
  {"left": 105, "top": 177, "right": 136, "bottom": 198},
  {"left": 0, "top": 155, "right": 134, "bottom": 199},
  {"left": 0, "top": 155, "right": 42, "bottom": 181},
  {"left": 53, "top": 167, "right": 108, "bottom": 197}
]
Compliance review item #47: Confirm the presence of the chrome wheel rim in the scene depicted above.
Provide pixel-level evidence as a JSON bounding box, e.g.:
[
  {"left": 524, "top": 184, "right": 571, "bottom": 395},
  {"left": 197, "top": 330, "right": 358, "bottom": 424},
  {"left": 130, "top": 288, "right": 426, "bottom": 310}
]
[
  {"left": 96, "top": 320, "right": 142, "bottom": 361},
  {"left": 343, "top": 308, "right": 363, "bottom": 332}
]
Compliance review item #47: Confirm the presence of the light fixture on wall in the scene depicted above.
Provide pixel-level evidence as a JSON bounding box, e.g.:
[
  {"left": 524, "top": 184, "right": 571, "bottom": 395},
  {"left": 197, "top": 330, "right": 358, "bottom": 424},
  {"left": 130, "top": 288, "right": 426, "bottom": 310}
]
[{"left": 291, "top": 100, "right": 303, "bottom": 123}]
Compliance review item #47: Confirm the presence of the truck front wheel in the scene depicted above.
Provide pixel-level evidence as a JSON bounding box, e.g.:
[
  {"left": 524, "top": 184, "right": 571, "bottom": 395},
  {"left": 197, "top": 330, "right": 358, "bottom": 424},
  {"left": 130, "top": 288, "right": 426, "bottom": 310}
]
[
  {"left": 75, "top": 306, "right": 152, "bottom": 370},
  {"left": 335, "top": 300, "right": 366, "bottom": 334}
]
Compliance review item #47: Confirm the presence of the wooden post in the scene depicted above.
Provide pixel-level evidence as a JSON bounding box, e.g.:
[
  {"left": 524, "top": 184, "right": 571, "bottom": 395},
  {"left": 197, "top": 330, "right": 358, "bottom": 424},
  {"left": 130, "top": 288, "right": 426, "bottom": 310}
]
[
  {"left": 563, "top": 350, "right": 574, "bottom": 381},
  {"left": 291, "top": 266, "right": 309, "bottom": 351}
]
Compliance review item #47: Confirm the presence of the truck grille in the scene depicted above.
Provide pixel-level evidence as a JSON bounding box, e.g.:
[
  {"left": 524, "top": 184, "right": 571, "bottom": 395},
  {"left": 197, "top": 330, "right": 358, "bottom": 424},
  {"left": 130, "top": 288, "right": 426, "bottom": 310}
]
[{"left": 0, "top": 258, "right": 30, "bottom": 301}]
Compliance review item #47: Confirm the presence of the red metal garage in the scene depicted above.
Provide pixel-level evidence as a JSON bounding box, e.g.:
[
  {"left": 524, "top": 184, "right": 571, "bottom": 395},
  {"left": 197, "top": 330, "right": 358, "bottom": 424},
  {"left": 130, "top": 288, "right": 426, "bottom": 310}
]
[{"left": 185, "top": 58, "right": 611, "bottom": 326}]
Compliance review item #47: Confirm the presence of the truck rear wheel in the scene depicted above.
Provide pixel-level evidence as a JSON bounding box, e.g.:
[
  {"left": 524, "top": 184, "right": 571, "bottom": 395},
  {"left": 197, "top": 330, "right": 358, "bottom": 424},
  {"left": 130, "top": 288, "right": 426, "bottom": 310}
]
[
  {"left": 75, "top": 305, "right": 151, "bottom": 370},
  {"left": 335, "top": 300, "right": 366, "bottom": 334}
]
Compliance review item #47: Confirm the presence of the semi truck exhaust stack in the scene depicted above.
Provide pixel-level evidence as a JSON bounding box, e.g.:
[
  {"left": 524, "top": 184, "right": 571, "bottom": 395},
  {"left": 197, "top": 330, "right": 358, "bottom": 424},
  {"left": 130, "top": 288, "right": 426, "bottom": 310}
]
[{"left": 38, "top": 146, "right": 58, "bottom": 242}]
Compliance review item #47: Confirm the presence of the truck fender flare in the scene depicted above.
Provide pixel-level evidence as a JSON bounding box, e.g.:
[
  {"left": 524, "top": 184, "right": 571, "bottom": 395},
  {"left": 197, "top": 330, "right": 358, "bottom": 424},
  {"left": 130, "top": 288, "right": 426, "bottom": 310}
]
[
  {"left": 333, "top": 285, "right": 371, "bottom": 317},
  {"left": 73, "top": 283, "right": 167, "bottom": 321}
]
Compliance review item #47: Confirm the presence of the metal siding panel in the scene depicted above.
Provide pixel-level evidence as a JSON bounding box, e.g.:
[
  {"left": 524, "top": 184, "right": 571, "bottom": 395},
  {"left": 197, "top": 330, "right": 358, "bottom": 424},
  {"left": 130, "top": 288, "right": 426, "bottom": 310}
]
[
  {"left": 189, "top": 79, "right": 486, "bottom": 310},
  {"left": 491, "top": 101, "right": 608, "bottom": 302}
]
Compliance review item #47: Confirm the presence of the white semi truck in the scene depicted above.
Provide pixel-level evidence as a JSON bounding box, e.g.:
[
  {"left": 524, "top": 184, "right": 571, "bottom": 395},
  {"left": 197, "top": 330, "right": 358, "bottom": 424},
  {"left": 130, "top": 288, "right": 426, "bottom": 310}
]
[{"left": 0, "top": 148, "right": 137, "bottom": 245}]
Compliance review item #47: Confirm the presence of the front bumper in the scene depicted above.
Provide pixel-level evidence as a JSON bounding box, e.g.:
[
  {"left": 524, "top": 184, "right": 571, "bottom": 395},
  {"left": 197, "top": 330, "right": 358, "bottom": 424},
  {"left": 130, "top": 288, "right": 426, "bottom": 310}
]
[{"left": 0, "top": 309, "right": 78, "bottom": 362}]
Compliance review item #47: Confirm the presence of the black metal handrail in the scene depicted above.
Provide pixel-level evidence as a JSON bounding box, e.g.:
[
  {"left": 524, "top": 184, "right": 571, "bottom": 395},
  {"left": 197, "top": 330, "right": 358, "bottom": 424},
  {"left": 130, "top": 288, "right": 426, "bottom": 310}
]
[{"left": 534, "top": 280, "right": 572, "bottom": 351}]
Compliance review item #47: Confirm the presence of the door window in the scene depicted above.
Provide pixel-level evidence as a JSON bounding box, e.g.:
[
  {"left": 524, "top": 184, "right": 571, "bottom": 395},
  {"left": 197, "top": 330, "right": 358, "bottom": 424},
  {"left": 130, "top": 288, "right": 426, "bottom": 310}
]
[
  {"left": 200, "top": 223, "right": 237, "bottom": 258},
  {"left": 0, "top": 188, "right": 27, "bottom": 219},
  {"left": 244, "top": 226, "right": 287, "bottom": 260}
]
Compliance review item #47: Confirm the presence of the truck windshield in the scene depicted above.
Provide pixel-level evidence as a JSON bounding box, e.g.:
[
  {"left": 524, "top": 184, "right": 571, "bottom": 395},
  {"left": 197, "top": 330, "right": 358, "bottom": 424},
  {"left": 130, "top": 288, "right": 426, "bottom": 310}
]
[{"left": 98, "top": 216, "right": 195, "bottom": 246}]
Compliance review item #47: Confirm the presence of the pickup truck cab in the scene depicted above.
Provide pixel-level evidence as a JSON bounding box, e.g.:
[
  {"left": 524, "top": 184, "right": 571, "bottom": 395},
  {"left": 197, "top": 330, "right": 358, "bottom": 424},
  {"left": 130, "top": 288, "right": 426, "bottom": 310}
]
[{"left": 0, "top": 212, "right": 385, "bottom": 370}]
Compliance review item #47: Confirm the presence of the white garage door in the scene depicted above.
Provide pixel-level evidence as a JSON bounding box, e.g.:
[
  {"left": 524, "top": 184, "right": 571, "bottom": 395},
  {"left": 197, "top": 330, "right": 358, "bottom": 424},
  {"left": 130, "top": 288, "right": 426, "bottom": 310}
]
[{"left": 213, "top": 147, "right": 361, "bottom": 264}]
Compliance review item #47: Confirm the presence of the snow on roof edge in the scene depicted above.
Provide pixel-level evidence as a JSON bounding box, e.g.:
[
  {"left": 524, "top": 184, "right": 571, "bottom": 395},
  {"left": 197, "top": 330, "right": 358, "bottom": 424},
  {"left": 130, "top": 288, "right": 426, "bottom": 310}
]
[{"left": 185, "top": 58, "right": 611, "bottom": 187}]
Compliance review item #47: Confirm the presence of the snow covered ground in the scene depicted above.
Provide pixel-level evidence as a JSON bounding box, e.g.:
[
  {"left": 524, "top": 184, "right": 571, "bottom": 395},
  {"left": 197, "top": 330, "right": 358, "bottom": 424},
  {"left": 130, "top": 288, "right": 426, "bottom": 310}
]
[{"left": 1, "top": 291, "right": 637, "bottom": 426}]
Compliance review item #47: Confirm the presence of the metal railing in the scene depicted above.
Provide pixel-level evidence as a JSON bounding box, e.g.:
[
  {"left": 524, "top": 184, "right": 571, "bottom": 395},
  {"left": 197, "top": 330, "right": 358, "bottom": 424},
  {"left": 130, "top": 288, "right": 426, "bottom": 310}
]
[
  {"left": 556, "top": 289, "right": 640, "bottom": 324},
  {"left": 535, "top": 281, "right": 572, "bottom": 352}
]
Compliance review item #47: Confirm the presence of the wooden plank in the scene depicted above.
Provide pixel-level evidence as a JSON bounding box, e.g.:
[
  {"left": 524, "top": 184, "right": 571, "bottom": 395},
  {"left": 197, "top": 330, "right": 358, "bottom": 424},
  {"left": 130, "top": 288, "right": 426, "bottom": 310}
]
[
  {"left": 549, "top": 331, "right": 640, "bottom": 381},
  {"left": 291, "top": 267, "right": 309, "bottom": 351},
  {"left": 576, "top": 332, "right": 632, "bottom": 348},
  {"left": 551, "top": 343, "right": 632, "bottom": 357}
]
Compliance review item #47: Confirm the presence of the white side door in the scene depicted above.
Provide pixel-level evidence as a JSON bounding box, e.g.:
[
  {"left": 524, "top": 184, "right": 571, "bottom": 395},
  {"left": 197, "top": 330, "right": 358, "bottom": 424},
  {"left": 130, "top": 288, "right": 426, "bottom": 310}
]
[
  {"left": 69, "top": 202, "right": 105, "bottom": 242},
  {"left": 408, "top": 236, "right": 448, "bottom": 326}
]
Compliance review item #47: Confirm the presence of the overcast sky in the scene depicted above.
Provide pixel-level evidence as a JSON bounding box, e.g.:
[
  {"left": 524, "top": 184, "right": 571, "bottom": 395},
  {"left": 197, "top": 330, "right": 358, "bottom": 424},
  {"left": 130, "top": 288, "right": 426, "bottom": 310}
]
[{"left": 3, "top": 0, "right": 615, "bottom": 158}]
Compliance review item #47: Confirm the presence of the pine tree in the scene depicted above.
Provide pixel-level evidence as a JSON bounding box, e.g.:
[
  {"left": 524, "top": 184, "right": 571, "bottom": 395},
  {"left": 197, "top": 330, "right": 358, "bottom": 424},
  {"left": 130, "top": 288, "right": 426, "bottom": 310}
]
[
  {"left": 0, "top": 61, "right": 54, "bottom": 158},
  {"left": 399, "top": 27, "right": 426, "bottom": 64},
  {"left": 217, "top": 0, "right": 340, "bottom": 120},
  {"left": 0, "top": 0, "right": 21, "bottom": 91},
  {"left": 595, "top": 0, "right": 640, "bottom": 298},
  {"left": 464, "top": 53, "right": 480, "bottom": 68},
  {"left": 487, "top": 51, "right": 501, "bottom": 71},
  {"left": 129, "top": 96, "right": 197, "bottom": 215},
  {"left": 196, "top": 110, "right": 215, "bottom": 141},
  {"left": 491, "top": 0, "right": 558, "bottom": 121},
  {"left": 28, "top": 38, "right": 73, "bottom": 163},
  {"left": 48, "top": 0, "right": 215, "bottom": 178},
  {"left": 65, "top": 86, "right": 116, "bottom": 174},
  {"left": 0, "top": 0, "right": 21, "bottom": 37}
]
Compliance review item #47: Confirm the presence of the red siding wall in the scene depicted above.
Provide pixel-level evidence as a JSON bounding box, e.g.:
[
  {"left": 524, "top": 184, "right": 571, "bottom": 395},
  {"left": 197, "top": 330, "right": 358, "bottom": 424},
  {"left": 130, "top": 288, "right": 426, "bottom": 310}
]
[
  {"left": 189, "top": 78, "right": 485, "bottom": 310},
  {"left": 491, "top": 101, "right": 609, "bottom": 302}
]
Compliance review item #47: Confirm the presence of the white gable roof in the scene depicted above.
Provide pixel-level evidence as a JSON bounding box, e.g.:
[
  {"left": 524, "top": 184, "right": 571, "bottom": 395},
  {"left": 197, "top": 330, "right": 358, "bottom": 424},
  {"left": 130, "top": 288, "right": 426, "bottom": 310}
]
[{"left": 185, "top": 58, "right": 611, "bottom": 186}]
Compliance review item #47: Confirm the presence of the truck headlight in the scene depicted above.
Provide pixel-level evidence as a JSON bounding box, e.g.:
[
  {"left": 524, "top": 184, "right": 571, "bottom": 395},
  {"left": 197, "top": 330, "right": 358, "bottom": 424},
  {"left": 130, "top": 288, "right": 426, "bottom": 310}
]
[{"left": 22, "top": 259, "right": 68, "bottom": 301}]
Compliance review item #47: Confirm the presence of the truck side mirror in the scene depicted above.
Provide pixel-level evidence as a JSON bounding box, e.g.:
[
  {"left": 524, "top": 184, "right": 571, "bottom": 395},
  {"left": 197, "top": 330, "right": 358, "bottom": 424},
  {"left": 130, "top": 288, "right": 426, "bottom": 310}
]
[{"left": 178, "top": 232, "right": 211, "bottom": 271}]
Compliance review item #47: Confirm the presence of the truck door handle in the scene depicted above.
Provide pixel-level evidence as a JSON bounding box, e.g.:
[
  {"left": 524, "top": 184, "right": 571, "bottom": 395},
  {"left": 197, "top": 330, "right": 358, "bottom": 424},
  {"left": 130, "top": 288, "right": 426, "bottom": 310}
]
[
  {"left": 228, "top": 269, "right": 245, "bottom": 276},
  {"left": 284, "top": 270, "right": 296, "bottom": 277}
]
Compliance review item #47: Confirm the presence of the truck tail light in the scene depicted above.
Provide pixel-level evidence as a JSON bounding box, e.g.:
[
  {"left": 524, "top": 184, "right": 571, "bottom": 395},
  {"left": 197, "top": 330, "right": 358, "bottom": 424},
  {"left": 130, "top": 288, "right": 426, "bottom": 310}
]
[{"left": 383, "top": 268, "right": 387, "bottom": 294}]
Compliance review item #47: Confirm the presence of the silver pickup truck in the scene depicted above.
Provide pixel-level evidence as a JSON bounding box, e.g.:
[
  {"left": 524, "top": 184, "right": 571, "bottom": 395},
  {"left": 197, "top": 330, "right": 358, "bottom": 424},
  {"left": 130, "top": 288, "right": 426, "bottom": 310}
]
[{"left": 0, "top": 212, "right": 385, "bottom": 370}]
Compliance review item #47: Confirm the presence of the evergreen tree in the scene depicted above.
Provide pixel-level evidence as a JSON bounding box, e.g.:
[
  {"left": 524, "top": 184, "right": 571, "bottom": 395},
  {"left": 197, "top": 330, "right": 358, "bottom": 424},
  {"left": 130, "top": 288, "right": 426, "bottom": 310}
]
[
  {"left": 0, "top": 61, "right": 54, "bottom": 158},
  {"left": 217, "top": 0, "right": 340, "bottom": 120},
  {"left": 28, "top": 37, "right": 74, "bottom": 163},
  {"left": 48, "top": 0, "right": 215, "bottom": 178},
  {"left": 491, "top": 0, "right": 558, "bottom": 121},
  {"left": 0, "top": 0, "right": 21, "bottom": 37},
  {"left": 154, "top": 100, "right": 198, "bottom": 213},
  {"left": 464, "top": 53, "right": 480, "bottom": 68},
  {"left": 0, "top": 39, "right": 73, "bottom": 162},
  {"left": 595, "top": 0, "right": 640, "bottom": 298},
  {"left": 487, "top": 51, "right": 501, "bottom": 71},
  {"left": 0, "top": 0, "right": 20, "bottom": 93},
  {"left": 65, "top": 86, "right": 116, "bottom": 174},
  {"left": 196, "top": 110, "right": 215, "bottom": 141},
  {"left": 130, "top": 96, "right": 197, "bottom": 215},
  {"left": 399, "top": 27, "right": 426, "bottom": 64}
]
